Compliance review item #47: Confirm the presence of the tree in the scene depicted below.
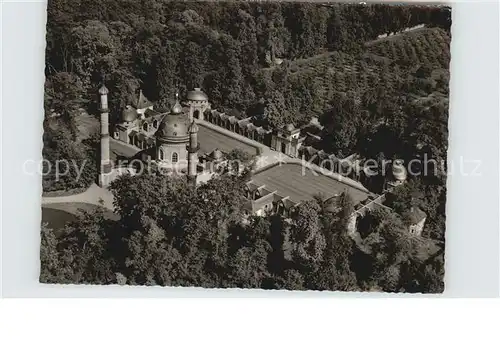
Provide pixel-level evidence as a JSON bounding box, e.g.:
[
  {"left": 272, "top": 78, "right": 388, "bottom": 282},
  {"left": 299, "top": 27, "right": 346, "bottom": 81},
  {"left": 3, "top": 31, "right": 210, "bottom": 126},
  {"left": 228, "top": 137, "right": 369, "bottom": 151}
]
[
  {"left": 225, "top": 239, "right": 271, "bottom": 288},
  {"left": 226, "top": 148, "right": 256, "bottom": 174},
  {"left": 42, "top": 123, "right": 97, "bottom": 192},
  {"left": 263, "top": 90, "right": 288, "bottom": 128},
  {"left": 319, "top": 94, "right": 359, "bottom": 157},
  {"left": 39, "top": 224, "right": 61, "bottom": 283},
  {"left": 44, "top": 72, "right": 86, "bottom": 120},
  {"left": 290, "top": 201, "right": 326, "bottom": 269},
  {"left": 181, "top": 41, "right": 205, "bottom": 90},
  {"left": 124, "top": 217, "right": 182, "bottom": 286},
  {"left": 43, "top": 205, "right": 118, "bottom": 285},
  {"left": 68, "top": 20, "right": 117, "bottom": 87},
  {"left": 275, "top": 269, "right": 305, "bottom": 290},
  {"left": 229, "top": 9, "right": 259, "bottom": 77}
]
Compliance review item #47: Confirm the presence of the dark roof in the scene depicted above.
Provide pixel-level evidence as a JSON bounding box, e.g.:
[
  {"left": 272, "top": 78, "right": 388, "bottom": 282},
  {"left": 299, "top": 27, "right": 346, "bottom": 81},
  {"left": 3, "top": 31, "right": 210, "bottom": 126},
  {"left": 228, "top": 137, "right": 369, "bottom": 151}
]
[
  {"left": 134, "top": 90, "right": 153, "bottom": 109},
  {"left": 188, "top": 120, "right": 199, "bottom": 134},
  {"left": 208, "top": 148, "right": 223, "bottom": 160}
]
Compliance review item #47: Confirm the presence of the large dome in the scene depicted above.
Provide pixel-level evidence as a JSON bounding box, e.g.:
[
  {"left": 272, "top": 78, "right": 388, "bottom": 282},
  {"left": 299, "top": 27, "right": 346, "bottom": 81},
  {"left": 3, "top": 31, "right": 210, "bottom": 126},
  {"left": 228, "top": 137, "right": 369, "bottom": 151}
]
[
  {"left": 186, "top": 88, "right": 208, "bottom": 102},
  {"left": 155, "top": 112, "right": 190, "bottom": 143}
]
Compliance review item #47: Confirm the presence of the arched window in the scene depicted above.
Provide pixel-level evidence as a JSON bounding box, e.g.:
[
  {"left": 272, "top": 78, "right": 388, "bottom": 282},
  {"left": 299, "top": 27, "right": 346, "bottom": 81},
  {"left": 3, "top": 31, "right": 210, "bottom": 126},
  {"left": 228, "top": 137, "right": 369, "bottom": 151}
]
[
  {"left": 143, "top": 123, "right": 148, "bottom": 132},
  {"left": 172, "top": 152, "right": 178, "bottom": 163},
  {"left": 159, "top": 148, "right": 165, "bottom": 160},
  {"left": 153, "top": 120, "right": 158, "bottom": 129},
  {"left": 194, "top": 110, "right": 200, "bottom": 119}
]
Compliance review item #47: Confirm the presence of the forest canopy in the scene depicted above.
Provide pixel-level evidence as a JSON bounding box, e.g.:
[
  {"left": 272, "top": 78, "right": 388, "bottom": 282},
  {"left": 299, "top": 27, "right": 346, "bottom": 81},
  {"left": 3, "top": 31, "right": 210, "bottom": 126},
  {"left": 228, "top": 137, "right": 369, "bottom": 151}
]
[{"left": 45, "top": 0, "right": 450, "bottom": 118}]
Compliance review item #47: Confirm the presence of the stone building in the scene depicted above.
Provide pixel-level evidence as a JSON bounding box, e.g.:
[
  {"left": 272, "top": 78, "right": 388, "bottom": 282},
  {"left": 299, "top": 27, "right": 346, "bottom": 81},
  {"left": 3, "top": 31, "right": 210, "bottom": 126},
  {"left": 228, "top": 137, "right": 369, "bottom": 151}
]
[{"left": 270, "top": 123, "right": 304, "bottom": 157}]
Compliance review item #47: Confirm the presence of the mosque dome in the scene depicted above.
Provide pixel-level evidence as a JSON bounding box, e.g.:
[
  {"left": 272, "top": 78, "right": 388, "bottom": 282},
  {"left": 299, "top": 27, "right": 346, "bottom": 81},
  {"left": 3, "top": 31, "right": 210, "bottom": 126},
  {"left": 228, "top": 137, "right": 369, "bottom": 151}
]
[
  {"left": 98, "top": 84, "right": 109, "bottom": 95},
  {"left": 155, "top": 112, "right": 190, "bottom": 143},
  {"left": 392, "top": 159, "right": 407, "bottom": 182},
  {"left": 170, "top": 100, "right": 183, "bottom": 114},
  {"left": 188, "top": 120, "right": 199, "bottom": 134},
  {"left": 122, "top": 105, "right": 138, "bottom": 122},
  {"left": 186, "top": 88, "right": 208, "bottom": 102},
  {"left": 209, "top": 148, "right": 223, "bottom": 160}
]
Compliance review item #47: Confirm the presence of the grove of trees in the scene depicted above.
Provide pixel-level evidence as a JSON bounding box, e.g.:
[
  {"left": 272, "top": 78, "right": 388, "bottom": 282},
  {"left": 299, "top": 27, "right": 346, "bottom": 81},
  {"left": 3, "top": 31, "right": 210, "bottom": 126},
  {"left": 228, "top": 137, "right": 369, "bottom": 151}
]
[{"left": 41, "top": 171, "right": 443, "bottom": 293}]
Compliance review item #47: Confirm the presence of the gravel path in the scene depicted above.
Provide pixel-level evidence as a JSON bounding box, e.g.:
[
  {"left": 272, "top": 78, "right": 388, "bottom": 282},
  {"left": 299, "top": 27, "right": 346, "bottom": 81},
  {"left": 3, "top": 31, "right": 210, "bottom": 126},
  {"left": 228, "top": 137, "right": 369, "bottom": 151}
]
[{"left": 42, "top": 183, "right": 115, "bottom": 211}]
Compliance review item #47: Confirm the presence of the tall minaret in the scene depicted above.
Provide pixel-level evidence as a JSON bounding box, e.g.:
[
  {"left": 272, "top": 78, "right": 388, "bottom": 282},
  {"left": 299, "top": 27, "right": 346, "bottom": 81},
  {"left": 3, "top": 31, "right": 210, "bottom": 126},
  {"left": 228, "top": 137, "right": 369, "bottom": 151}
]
[
  {"left": 187, "top": 120, "right": 199, "bottom": 185},
  {"left": 98, "top": 84, "right": 112, "bottom": 187}
]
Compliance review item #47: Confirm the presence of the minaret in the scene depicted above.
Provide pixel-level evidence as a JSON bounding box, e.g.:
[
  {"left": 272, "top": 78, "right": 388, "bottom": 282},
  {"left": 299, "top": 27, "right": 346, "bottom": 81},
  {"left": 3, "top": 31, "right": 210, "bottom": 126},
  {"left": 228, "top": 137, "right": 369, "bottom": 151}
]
[
  {"left": 187, "top": 120, "right": 200, "bottom": 185},
  {"left": 98, "top": 84, "right": 112, "bottom": 187}
]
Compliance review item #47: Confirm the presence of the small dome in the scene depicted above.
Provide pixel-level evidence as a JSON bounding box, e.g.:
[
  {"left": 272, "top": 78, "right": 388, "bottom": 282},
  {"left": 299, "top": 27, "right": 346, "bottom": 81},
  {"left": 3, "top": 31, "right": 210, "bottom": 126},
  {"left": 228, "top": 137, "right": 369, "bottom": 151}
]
[
  {"left": 156, "top": 112, "right": 190, "bottom": 142},
  {"left": 171, "top": 101, "right": 183, "bottom": 114},
  {"left": 122, "top": 105, "right": 138, "bottom": 122},
  {"left": 285, "top": 123, "right": 296, "bottom": 132},
  {"left": 99, "top": 84, "right": 109, "bottom": 95},
  {"left": 210, "top": 148, "right": 223, "bottom": 160},
  {"left": 188, "top": 120, "right": 199, "bottom": 134},
  {"left": 392, "top": 159, "right": 407, "bottom": 182},
  {"left": 324, "top": 194, "right": 340, "bottom": 213},
  {"left": 187, "top": 88, "right": 208, "bottom": 101}
]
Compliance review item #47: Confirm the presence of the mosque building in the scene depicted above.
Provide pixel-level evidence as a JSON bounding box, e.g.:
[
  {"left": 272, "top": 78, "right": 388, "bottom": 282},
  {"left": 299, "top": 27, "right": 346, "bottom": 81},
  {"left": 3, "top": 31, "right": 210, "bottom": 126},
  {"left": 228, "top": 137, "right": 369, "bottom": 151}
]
[{"left": 98, "top": 85, "right": 216, "bottom": 186}]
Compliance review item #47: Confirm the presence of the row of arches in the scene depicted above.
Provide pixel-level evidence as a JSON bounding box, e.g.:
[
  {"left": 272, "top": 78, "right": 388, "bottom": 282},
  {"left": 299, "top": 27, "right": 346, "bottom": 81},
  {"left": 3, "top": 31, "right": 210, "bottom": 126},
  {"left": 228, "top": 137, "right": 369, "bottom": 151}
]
[
  {"left": 244, "top": 183, "right": 300, "bottom": 218},
  {"left": 206, "top": 112, "right": 271, "bottom": 145},
  {"left": 141, "top": 119, "right": 159, "bottom": 133},
  {"left": 298, "top": 148, "right": 362, "bottom": 182},
  {"left": 158, "top": 149, "right": 178, "bottom": 163},
  {"left": 128, "top": 134, "right": 154, "bottom": 150}
]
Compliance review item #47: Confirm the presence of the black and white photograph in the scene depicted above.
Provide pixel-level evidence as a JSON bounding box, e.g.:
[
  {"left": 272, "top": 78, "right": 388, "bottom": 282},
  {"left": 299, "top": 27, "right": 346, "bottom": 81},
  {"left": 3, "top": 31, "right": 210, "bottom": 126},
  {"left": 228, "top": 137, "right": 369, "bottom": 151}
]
[{"left": 39, "top": 0, "right": 451, "bottom": 293}]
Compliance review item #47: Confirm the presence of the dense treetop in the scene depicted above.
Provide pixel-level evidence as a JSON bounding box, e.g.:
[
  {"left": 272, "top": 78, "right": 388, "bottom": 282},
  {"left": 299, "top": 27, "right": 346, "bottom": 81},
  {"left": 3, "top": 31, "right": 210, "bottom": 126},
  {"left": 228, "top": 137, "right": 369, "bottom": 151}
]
[
  {"left": 41, "top": 171, "right": 443, "bottom": 292},
  {"left": 45, "top": 0, "right": 450, "bottom": 118}
]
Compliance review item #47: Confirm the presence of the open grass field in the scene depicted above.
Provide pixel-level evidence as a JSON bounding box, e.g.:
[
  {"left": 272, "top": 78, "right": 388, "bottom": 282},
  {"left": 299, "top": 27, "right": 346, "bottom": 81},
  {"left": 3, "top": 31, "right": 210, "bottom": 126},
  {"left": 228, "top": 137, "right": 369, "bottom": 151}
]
[{"left": 251, "top": 163, "right": 369, "bottom": 205}]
